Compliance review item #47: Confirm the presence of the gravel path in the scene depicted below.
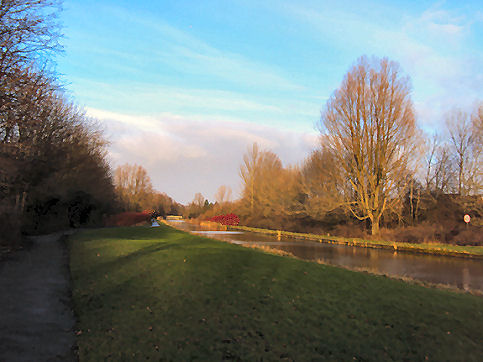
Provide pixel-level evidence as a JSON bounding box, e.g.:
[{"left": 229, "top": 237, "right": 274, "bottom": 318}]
[{"left": 0, "top": 231, "right": 76, "bottom": 361}]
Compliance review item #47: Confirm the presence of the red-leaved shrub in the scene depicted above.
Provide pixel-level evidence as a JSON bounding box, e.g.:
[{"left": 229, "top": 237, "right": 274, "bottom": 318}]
[{"left": 208, "top": 213, "right": 240, "bottom": 226}]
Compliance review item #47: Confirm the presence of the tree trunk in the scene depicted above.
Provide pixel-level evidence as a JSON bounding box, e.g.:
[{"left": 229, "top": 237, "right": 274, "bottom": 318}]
[
  {"left": 371, "top": 214, "right": 380, "bottom": 235},
  {"left": 409, "top": 181, "right": 414, "bottom": 225}
]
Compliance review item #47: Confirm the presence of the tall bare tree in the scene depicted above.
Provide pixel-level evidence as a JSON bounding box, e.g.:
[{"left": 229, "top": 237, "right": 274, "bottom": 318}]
[
  {"left": 472, "top": 103, "right": 483, "bottom": 193},
  {"left": 321, "top": 56, "right": 418, "bottom": 235},
  {"left": 114, "top": 164, "right": 153, "bottom": 211},
  {"left": 301, "top": 141, "right": 345, "bottom": 220},
  {"left": 214, "top": 185, "right": 232, "bottom": 205},
  {"left": 446, "top": 105, "right": 482, "bottom": 195},
  {"left": 0, "top": 0, "right": 61, "bottom": 68},
  {"left": 239, "top": 143, "right": 261, "bottom": 213},
  {"left": 423, "top": 133, "right": 455, "bottom": 193},
  {"left": 239, "top": 142, "right": 283, "bottom": 217}
]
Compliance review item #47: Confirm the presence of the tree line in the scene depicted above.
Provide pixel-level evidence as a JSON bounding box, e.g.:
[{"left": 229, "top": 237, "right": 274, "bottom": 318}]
[
  {"left": 2, "top": 2, "right": 480, "bottom": 246},
  {"left": 0, "top": 1, "right": 182, "bottom": 242},
  {"left": 203, "top": 57, "right": 482, "bottom": 244},
  {"left": 0, "top": 0, "right": 115, "bottom": 244},
  {"left": 113, "top": 163, "right": 182, "bottom": 217}
]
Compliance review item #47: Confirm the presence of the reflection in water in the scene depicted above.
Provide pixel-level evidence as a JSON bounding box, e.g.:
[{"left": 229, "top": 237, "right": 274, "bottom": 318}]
[
  {"left": 463, "top": 267, "right": 470, "bottom": 291},
  {"left": 168, "top": 221, "right": 483, "bottom": 292}
]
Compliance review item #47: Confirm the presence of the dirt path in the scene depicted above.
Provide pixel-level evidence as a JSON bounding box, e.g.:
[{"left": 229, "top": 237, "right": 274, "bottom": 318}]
[{"left": 0, "top": 231, "right": 76, "bottom": 361}]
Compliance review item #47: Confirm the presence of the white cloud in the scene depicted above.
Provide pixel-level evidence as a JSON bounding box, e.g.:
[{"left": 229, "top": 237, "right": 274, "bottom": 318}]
[
  {"left": 411, "top": 8, "right": 465, "bottom": 37},
  {"left": 284, "top": 2, "right": 482, "bottom": 128},
  {"left": 88, "top": 108, "right": 318, "bottom": 204}
]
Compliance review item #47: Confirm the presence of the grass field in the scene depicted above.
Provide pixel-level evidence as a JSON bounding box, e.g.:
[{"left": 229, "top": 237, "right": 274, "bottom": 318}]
[{"left": 69, "top": 225, "right": 483, "bottom": 360}]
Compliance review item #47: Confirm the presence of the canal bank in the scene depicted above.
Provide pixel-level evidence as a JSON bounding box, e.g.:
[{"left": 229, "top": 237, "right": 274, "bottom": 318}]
[
  {"left": 228, "top": 225, "right": 483, "bottom": 259},
  {"left": 165, "top": 220, "right": 483, "bottom": 293}
]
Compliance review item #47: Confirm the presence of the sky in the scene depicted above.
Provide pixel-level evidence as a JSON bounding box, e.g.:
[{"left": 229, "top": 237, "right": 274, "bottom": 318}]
[{"left": 57, "top": 0, "right": 483, "bottom": 204}]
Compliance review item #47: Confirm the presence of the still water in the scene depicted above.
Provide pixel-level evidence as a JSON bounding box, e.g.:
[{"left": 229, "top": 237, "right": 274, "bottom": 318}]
[{"left": 167, "top": 220, "right": 483, "bottom": 293}]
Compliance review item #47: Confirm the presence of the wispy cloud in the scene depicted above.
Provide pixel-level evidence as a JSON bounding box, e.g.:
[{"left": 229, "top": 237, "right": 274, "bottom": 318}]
[
  {"left": 94, "top": 4, "right": 305, "bottom": 92},
  {"left": 70, "top": 78, "right": 321, "bottom": 131},
  {"left": 282, "top": 2, "right": 482, "bottom": 128},
  {"left": 88, "top": 108, "right": 318, "bottom": 204}
]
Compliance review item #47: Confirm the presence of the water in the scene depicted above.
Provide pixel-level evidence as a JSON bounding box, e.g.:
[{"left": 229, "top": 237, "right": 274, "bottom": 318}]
[{"left": 167, "top": 220, "right": 483, "bottom": 292}]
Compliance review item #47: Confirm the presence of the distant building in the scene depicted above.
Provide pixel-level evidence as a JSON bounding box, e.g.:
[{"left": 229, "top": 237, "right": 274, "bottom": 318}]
[{"left": 166, "top": 215, "right": 183, "bottom": 220}]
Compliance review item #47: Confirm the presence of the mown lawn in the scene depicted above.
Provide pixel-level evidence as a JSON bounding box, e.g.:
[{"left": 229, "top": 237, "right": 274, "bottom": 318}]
[{"left": 69, "top": 225, "right": 483, "bottom": 361}]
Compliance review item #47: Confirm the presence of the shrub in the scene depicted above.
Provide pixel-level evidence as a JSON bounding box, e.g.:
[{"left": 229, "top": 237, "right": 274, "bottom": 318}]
[
  {"left": 377, "top": 223, "right": 483, "bottom": 246},
  {"left": 207, "top": 213, "right": 240, "bottom": 226}
]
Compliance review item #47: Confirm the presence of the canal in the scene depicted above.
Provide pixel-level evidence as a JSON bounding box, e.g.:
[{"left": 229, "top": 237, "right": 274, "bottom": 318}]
[{"left": 167, "top": 220, "right": 483, "bottom": 293}]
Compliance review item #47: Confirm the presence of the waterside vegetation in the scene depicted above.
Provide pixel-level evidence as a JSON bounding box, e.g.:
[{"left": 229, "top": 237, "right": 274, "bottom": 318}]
[{"left": 228, "top": 224, "right": 483, "bottom": 258}]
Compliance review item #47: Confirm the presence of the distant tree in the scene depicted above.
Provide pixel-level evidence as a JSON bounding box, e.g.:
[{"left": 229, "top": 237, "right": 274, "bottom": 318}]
[
  {"left": 214, "top": 185, "right": 232, "bottom": 205},
  {"left": 446, "top": 109, "right": 473, "bottom": 195},
  {"left": 273, "top": 165, "right": 305, "bottom": 220},
  {"left": 321, "top": 56, "right": 418, "bottom": 235},
  {"left": 114, "top": 164, "right": 153, "bottom": 211},
  {"left": 237, "top": 142, "right": 305, "bottom": 228},
  {"left": 421, "top": 132, "right": 456, "bottom": 194},
  {"left": 444, "top": 104, "right": 482, "bottom": 195},
  {"left": 183, "top": 192, "right": 208, "bottom": 219},
  {"left": 472, "top": 103, "right": 483, "bottom": 193},
  {"left": 239, "top": 143, "right": 261, "bottom": 214},
  {"left": 301, "top": 142, "right": 345, "bottom": 221},
  {"left": 147, "top": 192, "right": 179, "bottom": 217},
  {"left": 239, "top": 142, "right": 283, "bottom": 217},
  {"left": 193, "top": 193, "right": 205, "bottom": 207}
]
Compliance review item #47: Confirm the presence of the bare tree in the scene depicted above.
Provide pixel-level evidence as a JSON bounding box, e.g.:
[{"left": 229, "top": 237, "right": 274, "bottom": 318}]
[
  {"left": 470, "top": 103, "right": 482, "bottom": 194},
  {"left": 192, "top": 192, "right": 205, "bottom": 207},
  {"left": 183, "top": 192, "right": 207, "bottom": 219},
  {"left": 214, "top": 185, "right": 232, "bottom": 205},
  {"left": 301, "top": 141, "right": 345, "bottom": 220},
  {"left": 423, "top": 133, "right": 455, "bottom": 193},
  {"left": 239, "top": 142, "right": 283, "bottom": 217},
  {"left": 424, "top": 133, "right": 439, "bottom": 191},
  {"left": 446, "top": 106, "right": 482, "bottom": 195},
  {"left": 321, "top": 56, "right": 418, "bottom": 235},
  {"left": 0, "top": 1, "right": 119, "bottom": 237},
  {"left": 0, "top": 0, "right": 62, "bottom": 74},
  {"left": 239, "top": 143, "right": 261, "bottom": 213},
  {"left": 273, "top": 165, "right": 305, "bottom": 219},
  {"left": 114, "top": 164, "right": 153, "bottom": 211}
]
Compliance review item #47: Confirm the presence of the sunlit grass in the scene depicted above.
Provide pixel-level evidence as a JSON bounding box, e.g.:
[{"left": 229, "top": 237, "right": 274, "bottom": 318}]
[{"left": 69, "top": 225, "right": 482, "bottom": 360}]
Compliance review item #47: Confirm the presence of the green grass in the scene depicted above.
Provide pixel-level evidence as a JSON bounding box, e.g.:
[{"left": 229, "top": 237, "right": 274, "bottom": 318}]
[
  {"left": 229, "top": 224, "right": 483, "bottom": 257},
  {"left": 69, "top": 225, "right": 483, "bottom": 360}
]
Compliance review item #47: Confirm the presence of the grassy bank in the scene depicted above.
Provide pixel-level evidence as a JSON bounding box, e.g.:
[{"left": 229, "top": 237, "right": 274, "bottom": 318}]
[
  {"left": 69, "top": 225, "right": 482, "bottom": 360},
  {"left": 229, "top": 225, "right": 483, "bottom": 258}
]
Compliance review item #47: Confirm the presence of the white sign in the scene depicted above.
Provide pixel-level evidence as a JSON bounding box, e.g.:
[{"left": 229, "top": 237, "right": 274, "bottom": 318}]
[{"left": 464, "top": 214, "right": 471, "bottom": 224}]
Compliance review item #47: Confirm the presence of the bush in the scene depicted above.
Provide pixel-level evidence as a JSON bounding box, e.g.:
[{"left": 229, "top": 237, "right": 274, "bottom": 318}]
[
  {"left": 377, "top": 223, "right": 483, "bottom": 246},
  {"left": 449, "top": 226, "right": 483, "bottom": 246},
  {"left": 207, "top": 213, "right": 240, "bottom": 226}
]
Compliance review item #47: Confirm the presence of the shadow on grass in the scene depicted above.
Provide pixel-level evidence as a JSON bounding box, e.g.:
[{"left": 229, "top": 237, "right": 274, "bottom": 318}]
[
  {"left": 78, "top": 242, "right": 183, "bottom": 282},
  {"left": 70, "top": 226, "right": 483, "bottom": 361}
]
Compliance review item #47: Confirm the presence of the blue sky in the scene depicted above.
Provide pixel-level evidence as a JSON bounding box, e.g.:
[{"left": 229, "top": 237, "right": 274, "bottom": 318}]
[{"left": 57, "top": 0, "right": 483, "bottom": 204}]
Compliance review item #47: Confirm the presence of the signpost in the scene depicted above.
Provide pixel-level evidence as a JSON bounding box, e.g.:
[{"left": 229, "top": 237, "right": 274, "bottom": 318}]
[{"left": 464, "top": 214, "right": 470, "bottom": 229}]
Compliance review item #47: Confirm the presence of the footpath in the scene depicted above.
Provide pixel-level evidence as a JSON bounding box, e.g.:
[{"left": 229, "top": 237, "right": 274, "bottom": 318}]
[{"left": 0, "top": 232, "right": 76, "bottom": 361}]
